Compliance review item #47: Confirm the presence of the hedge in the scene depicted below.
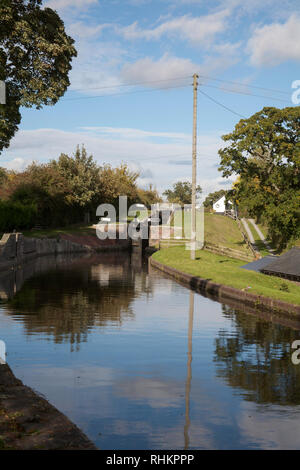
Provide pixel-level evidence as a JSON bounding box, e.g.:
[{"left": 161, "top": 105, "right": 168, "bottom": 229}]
[{"left": 0, "top": 200, "right": 37, "bottom": 232}]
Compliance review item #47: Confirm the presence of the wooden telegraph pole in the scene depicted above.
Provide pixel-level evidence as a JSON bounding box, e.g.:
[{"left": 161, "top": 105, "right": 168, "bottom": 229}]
[{"left": 191, "top": 73, "right": 198, "bottom": 260}]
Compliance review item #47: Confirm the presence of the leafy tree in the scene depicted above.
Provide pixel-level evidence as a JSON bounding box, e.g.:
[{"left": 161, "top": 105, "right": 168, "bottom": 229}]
[
  {"left": 203, "top": 189, "right": 228, "bottom": 208},
  {"left": 51, "top": 145, "right": 100, "bottom": 210},
  {"left": 8, "top": 161, "right": 73, "bottom": 226},
  {"left": 0, "top": 146, "right": 150, "bottom": 228},
  {"left": 219, "top": 107, "right": 300, "bottom": 247},
  {"left": 98, "top": 163, "right": 140, "bottom": 209},
  {"left": 0, "top": 167, "right": 8, "bottom": 186},
  {"left": 163, "top": 180, "right": 202, "bottom": 206},
  {"left": 0, "top": 0, "right": 76, "bottom": 151},
  {"left": 137, "top": 184, "right": 162, "bottom": 207}
]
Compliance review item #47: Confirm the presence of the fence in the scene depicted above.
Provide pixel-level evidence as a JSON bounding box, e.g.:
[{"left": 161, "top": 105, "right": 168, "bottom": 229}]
[
  {"left": 236, "top": 218, "right": 260, "bottom": 259},
  {"left": 203, "top": 242, "right": 255, "bottom": 262}
]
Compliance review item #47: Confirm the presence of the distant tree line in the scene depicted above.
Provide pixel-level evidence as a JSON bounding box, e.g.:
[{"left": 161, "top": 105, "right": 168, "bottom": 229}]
[{"left": 0, "top": 145, "right": 161, "bottom": 231}]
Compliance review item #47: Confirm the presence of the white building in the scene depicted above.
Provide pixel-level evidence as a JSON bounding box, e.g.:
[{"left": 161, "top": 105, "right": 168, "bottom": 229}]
[
  {"left": 213, "top": 196, "right": 226, "bottom": 213},
  {"left": 213, "top": 196, "right": 234, "bottom": 214}
]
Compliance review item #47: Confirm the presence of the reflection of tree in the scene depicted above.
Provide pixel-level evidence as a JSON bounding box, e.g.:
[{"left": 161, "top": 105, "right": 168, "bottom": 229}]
[
  {"left": 214, "top": 304, "right": 300, "bottom": 405},
  {"left": 6, "top": 253, "right": 147, "bottom": 350}
]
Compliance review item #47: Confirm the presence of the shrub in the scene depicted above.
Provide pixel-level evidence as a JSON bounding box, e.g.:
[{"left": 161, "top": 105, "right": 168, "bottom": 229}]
[{"left": 0, "top": 200, "right": 37, "bottom": 232}]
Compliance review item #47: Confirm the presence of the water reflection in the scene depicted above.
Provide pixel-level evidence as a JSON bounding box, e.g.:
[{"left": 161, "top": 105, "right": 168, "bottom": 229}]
[
  {"left": 5, "top": 252, "right": 147, "bottom": 350},
  {"left": 184, "top": 291, "right": 194, "bottom": 450},
  {"left": 1, "top": 252, "right": 300, "bottom": 449},
  {"left": 214, "top": 304, "right": 300, "bottom": 406}
]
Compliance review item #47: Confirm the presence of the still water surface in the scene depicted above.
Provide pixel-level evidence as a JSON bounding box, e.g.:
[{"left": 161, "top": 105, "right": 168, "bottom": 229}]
[{"left": 0, "top": 251, "right": 300, "bottom": 450}]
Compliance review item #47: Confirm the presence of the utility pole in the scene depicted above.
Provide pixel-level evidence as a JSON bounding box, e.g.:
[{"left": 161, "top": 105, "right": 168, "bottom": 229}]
[{"left": 191, "top": 73, "right": 198, "bottom": 260}]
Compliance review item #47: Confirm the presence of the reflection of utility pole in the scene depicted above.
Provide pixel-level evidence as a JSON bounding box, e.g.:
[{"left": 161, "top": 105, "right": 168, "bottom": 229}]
[{"left": 184, "top": 291, "right": 194, "bottom": 449}]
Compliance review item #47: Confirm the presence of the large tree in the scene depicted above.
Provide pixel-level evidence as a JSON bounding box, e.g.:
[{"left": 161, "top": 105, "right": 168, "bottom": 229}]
[
  {"left": 51, "top": 145, "right": 100, "bottom": 211},
  {"left": 0, "top": 0, "right": 76, "bottom": 151},
  {"left": 219, "top": 107, "right": 300, "bottom": 247},
  {"left": 163, "top": 180, "right": 202, "bottom": 206}
]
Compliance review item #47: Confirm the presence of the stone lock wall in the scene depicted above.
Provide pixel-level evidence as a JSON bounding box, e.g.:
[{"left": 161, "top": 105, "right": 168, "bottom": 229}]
[{"left": 0, "top": 233, "right": 89, "bottom": 271}]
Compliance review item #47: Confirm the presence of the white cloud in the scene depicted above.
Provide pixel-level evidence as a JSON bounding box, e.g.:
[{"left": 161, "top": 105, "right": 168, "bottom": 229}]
[
  {"left": 118, "top": 10, "right": 230, "bottom": 47},
  {"left": 45, "top": 0, "right": 98, "bottom": 11},
  {"left": 121, "top": 55, "right": 197, "bottom": 86},
  {"left": 247, "top": 14, "right": 300, "bottom": 66},
  {"left": 67, "top": 22, "right": 109, "bottom": 40},
  {"left": 81, "top": 127, "right": 191, "bottom": 141},
  {"left": 68, "top": 38, "right": 126, "bottom": 93},
  {"left": 120, "top": 50, "right": 239, "bottom": 88},
  {"left": 4, "top": 157, "right": 26, "bottom": 171},
  {"left": 1, "top": 127, "right": 228, "bottom": 194}
]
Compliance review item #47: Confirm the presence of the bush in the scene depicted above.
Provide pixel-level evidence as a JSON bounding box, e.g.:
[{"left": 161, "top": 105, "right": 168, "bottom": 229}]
[{"left": 0, "top": 200, "right": 37, "bottom": 232}]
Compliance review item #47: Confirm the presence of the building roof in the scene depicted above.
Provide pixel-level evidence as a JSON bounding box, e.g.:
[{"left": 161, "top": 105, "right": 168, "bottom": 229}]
[
  {"left": 261, "top": 247, "right": 300, "bottom": 280},
  {"left": 240, "top": 255, "right": 278, "bottom": 273}
]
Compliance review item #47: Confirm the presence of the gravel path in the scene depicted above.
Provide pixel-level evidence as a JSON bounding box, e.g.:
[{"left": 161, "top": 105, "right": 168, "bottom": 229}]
[
  {"left": 241, "top": 218, "right": 255, "bottom": 244},
  {"left": 248, "top": 219, "right": 275, "bottom": 254}
]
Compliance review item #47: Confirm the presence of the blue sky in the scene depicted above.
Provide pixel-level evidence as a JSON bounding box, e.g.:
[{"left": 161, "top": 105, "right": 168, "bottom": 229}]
[{"left": 2, "top": 0, "right": 300, "bottom": 196}]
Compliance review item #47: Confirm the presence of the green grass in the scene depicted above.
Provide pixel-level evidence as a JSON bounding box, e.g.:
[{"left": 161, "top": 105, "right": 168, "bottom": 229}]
[
  {"left": 153, "top": 246, "right": 300, "bottom": 306},
  {"left": 22, "top": 223, "right": 98, "bottom": 239},
  {"left": 172, "top": 211, "right": 250, "bottom": 254},
  {"left": 204, "top": 212, "right": 250, "bottom": 254},
  {"left": 256, "top": 221, "right": 300, "bottom": 254}
]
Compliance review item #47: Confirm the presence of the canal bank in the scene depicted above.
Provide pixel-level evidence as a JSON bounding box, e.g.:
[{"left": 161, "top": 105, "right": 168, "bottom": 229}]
[
  {"left": 150, "top": 254, "right": 300, "bottom": 320},
  {"left": 0, "top": 363, "right": 97, "bottom": 450}
]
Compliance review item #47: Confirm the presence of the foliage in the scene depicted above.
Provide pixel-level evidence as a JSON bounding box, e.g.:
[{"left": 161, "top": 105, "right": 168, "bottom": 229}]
[
  {"left": 98, "top": 163, "right": 140, "bottom": 209},
  {"left": 6, "top": 161, "right": 74, "bottom": 226},
  {"left": 50, "top": 145, "right": 100, "bottom": 210},
  {"left": 203, "top": 189, "right": 228, "bottom": 208},
  {"left": 137, "top": 184, "right": 162, "bottom": 207},
  {"left": 0, "top": 147, "right": 147, "bottom": 229},
  {"left": 163, "top": 181, "right": 202, "bottom": 206},
  {"left": 219, "top": 107, "right": 300, "bottom": 248},
  {"left": 0, "top": 200, "right": 36, "bottom": 232},
  {"left": 0, "top": 0, "right": 77, "bottom": 151}
]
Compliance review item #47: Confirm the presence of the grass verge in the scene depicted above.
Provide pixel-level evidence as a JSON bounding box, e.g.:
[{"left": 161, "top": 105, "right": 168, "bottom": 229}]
[
  {"left": 204, "top": 213, "right": 249, "bottom": 254},
  {"left": 172, "top": 211, "right": 250, "bottom": 254},
  {"left": 22, "top": 224, "right": 97, "bottom": 239},
  {"left": 152, "top": 246, "right": 300, "bottom": 306}
]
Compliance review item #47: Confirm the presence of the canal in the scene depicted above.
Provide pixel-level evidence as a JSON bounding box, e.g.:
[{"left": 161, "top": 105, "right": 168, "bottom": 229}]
[{"left": 0, "top": 251, "right": 300, "bottom": 450}]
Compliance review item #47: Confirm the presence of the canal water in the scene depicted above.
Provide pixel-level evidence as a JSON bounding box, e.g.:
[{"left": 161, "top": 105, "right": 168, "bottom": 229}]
[{"left": 0, "top": 251, "right": 300, "bottom": 450}]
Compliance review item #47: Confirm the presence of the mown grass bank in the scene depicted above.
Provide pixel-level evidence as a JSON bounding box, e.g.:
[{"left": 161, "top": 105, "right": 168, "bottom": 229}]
[
  {"left": 172, "top": 211, "right": 250, "bottom": 254},
  {"left": 152, "top": 246, "right": 300, "bottom": 306}
]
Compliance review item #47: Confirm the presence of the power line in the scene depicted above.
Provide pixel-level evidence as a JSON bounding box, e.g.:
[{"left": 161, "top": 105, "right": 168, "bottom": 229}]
[
  {"left": 62, "top": 79, "right": 291, "bottom": 107},
  {"left": 197, "top": 73, "right": 291, "bottom": 97},
  {"left": 198, "top": 89, "right": 247, "bottom": 119},
  {"left": 62, "top": 83, "right": 189, "bottom": 101},
  {"left": 199, "top": 82, "right": 291, "bottom": 104},
  {"left": 67, "top": 72, "right": 290, "bottom": 99},
  {"left": 124, "top": 152, "right": 219, "bottom": 161},
  {"left": 68, "top": 75, "right": 191, "bottom": 93}
]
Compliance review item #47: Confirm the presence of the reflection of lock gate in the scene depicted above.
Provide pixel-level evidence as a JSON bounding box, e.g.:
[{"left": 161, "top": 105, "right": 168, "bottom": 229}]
[{"left": 0, "top": 340, "right": 6, "bottom": 364}]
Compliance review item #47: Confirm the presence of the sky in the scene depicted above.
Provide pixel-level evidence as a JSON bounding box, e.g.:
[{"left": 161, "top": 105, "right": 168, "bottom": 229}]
[{"left": 2, "top": 0, "right": 300, "bottom": 196}]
